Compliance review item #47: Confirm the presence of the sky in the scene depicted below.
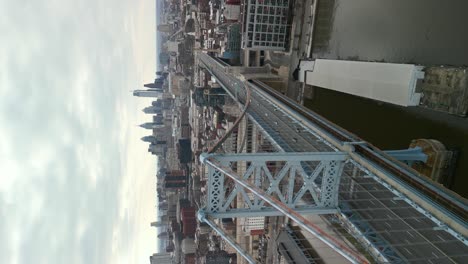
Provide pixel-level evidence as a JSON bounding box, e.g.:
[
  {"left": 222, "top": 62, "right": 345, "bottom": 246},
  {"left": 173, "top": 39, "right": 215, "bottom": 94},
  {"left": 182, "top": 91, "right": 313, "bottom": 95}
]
[{"left": 0, "top": 0, "right": 158, "bottom": 263}]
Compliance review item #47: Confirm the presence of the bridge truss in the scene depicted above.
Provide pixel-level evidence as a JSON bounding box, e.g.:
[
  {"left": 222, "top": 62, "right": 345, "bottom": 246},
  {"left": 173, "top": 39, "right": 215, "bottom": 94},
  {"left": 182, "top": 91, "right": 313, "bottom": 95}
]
[{"left": 195, "top": 52, "right": 468, "bottom": 264}]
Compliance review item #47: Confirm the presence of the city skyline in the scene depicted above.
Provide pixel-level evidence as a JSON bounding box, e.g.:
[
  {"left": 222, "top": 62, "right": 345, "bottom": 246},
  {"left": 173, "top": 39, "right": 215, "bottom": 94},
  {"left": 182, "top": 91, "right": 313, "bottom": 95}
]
[
  {"left": 3, "top": 0, "right": 468, "bottom": 263},
  {"left": 0, "top": 0, "right": 158, "bottom": 263}
]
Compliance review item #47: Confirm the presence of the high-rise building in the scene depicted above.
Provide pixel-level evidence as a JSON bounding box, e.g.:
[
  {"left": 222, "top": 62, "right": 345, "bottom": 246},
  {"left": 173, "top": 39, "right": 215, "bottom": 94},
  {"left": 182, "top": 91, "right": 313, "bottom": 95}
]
[
  {"left": 221, "top": 24, "right": 241, "bottom": 60},
  {"left": 242, "top": 0, "right": 292, "bottom": 51},
  {"left": 159, "top": 52, "right": 170, "bottom": 65},
  {"left": 133, "top": 89, "right": 163, "bottom": 98},
  {"left": 150, "top": 221, "right": 167, "bottom": 228},
  {"left": 148, "top": 142, "right": 167, "bottom": 156},
  {"left": 144, "top": 80, "right": 164, "bottom": 89},
  {"left": 152, "top": 98, "right": 173, "bottom": 110},
  {"left": 158, "top": 231, "right": 170, "bottom": 239},
  {"left": 140, "top": 122, "right": 164, "bottom": 129},
  {"left": 157, "top": 71, "right": 169, "bottom": 79},
  {"left": 153, "top": 114, "right": 164, "bottom": 124},
  {"left": 141, "top": 136, "right": 161, "bottom": 143},
  {"left": 142, "top": 105, "right": 162, "bottom": 114},
  {"left": 152, "top": 100, "right": 162, "bottom": 108},
  {"left": 155, "top": 76, "right": 167, "bottom": 82}
]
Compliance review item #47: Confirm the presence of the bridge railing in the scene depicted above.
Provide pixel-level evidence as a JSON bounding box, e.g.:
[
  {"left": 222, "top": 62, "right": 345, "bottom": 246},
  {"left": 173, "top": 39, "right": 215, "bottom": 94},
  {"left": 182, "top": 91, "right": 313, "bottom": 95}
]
[{"left": 196, "top": 52, "right": 468, "bottom": 263}]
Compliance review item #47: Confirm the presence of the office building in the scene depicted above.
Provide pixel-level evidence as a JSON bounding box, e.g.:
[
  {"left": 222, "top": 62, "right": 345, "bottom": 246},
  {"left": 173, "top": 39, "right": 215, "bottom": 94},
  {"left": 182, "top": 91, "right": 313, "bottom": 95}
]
[
  {"left": 133, "top": 89, "right": 163, "bottom": 98},
  {"left": 242, "top": 0, "right": 292, "bottom": 51}
]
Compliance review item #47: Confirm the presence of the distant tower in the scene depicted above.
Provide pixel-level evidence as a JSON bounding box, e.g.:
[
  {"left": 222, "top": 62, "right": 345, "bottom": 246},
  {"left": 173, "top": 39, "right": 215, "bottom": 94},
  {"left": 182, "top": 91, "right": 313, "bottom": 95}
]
[
  {"left": 148, "top": 142, "right": 166, "bottom": 156},
  {"left": 153, "top": 115, "right": 164, "bottom": 124},
  {"left": 142, "top": 135, "right": 166, "bottom": 143},
  {"left": 142, "top": 106, "right": 162, "bottom": 114},
  {"left": 150, "top": 221, "right": 167, "bottom": 228},
  {"left": 155, "top": 76, "right": 166, "bottom": 82},
  {"left": 144, "top": 81, "right": 163, "bottom": 89},
  {"left": 157, "top": 168, "right": 167, "bottom": 179},
  {"left": 159, "top": 52, "right": 170, "bottom": 65},
  {"left": 159, "top": 201, "right": 169, "bottom": 210},
  {"left": 141, "top": 136, "right": 158, "bottom": 143},
  {"left": 158, "top": 231, "right": 169, "bottom": 239},
  {"left": 156, "top": 71, "right": 169, "bottom": 78},
  {"left": 133, "top": 90, "right": 162, "bottom": 98},
  {"left": 152, "top": 100, "right": 162, "bottom": 107},
  {"left": 140, "top": 122, "right": 164, "bottom": 129}
]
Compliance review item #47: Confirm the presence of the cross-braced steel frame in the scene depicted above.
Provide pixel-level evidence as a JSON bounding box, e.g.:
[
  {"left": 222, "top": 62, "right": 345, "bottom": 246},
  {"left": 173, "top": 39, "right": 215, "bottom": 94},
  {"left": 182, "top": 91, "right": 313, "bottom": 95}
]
[
  {"left": 196, "top": 52, "right": 468, "bottom": 264},
  {"left": 200, "top": 152, "right": 369, "bottom": 264}
]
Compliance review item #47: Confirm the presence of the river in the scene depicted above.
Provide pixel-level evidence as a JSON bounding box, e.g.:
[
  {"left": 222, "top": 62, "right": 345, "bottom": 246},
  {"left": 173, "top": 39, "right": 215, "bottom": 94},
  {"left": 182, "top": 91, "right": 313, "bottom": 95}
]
[
  {"left": 312, "top": 0, "right": 468, "bottom": 66},
  {"left": 307, "top": 0, "right": 468, "bottom": 197}
]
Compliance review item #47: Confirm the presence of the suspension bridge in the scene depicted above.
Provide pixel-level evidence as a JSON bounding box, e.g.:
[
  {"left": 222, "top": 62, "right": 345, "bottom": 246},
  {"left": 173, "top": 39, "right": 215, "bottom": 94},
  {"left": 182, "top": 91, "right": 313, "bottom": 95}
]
[{"left": 195, "top": 52, "right": 468, "bottom": 264}]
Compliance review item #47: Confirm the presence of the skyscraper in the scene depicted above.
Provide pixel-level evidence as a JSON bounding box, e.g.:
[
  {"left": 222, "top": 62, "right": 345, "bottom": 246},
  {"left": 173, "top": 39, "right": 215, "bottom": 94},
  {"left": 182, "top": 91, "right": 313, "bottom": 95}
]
[
  {"left": 141, "top": 136, "right": 158, "bottom": 143},
  {"left": 133, "top": 89, "right": 162, "bottom": 98},
  {"left": 156, "top": 71, "right": 169, "bottom": 78},
  {"left": 159, "top": 52, "right": 170, "bottom": 65},
  {"left": 242, "top": 0, "right": 292, "bottom": 51},
  {"left": 150, "top": 221, "right": 167, "bottom": 228},
  {"left": 144, "top": 81, "right": 163, "bottom": 89},
  {"left": 153, "top": 114, "right": 164, "bottom": 124},
  {"left": 140, "top": 122, "right": 164, "bottom": 129},
  {"left": 155, "top": 76, "right": 166, "bottom": 82},
  {"left": 142, "top": 105, "right": 162, "bottom": 114},
  {"left": 152, "top": 100, "right": 162, "bottom": 107},
  {"left": 148, "top": 142, "right": 167, "bottom": 156}
]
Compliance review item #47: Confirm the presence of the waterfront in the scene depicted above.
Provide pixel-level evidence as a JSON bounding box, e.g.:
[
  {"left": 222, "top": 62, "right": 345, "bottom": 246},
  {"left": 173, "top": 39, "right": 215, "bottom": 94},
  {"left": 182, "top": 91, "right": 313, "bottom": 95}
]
[
  {"left": 307, "top": 0, "right": 468, "bottom": 198},
  {"left": 312, "top": 0, "right": 468, "bottom": 66}
]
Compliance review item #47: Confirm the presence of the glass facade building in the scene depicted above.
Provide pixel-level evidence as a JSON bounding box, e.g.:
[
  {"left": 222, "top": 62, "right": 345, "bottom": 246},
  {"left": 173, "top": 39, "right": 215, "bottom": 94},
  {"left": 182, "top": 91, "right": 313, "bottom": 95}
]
[{"left": 222, "top": 23, "right": 242, "bottom": 59}]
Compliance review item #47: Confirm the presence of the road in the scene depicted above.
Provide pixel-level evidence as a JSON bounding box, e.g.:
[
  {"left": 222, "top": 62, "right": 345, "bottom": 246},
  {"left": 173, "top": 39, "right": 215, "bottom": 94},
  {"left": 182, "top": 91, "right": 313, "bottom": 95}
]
[{"left": 198, "top": 52, "right": 468, "bottom": 263}]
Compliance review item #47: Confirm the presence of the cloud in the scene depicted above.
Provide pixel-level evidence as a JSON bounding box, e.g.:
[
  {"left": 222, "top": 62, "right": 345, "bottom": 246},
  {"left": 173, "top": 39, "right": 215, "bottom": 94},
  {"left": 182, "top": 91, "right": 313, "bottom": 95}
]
[{"left": 0, "top": 0, "right": 157, "bottom": 263}]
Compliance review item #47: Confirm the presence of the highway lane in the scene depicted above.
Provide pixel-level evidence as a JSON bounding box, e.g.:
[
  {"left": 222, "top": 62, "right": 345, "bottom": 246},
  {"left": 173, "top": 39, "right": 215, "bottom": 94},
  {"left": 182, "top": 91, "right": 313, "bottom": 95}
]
[
  {"left": 198, "top": 52, "right": 468, "bottom": 263},
  {"left": 247, "top": 81, "right": 467, "bottom": 263}
]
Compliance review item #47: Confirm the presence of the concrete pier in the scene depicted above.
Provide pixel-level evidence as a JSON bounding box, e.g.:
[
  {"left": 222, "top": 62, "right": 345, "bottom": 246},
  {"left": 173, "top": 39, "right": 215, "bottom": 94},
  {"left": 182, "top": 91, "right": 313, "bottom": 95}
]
[{"left": 299, "top": 59, "right": 425, "bottom": 106}]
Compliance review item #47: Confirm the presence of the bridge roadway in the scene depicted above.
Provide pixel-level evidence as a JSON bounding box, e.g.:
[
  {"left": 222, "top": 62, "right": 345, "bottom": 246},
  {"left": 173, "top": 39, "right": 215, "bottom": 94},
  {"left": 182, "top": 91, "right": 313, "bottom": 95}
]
[{"left": 198, "top": 53, "right": 468, "bottom": 263}]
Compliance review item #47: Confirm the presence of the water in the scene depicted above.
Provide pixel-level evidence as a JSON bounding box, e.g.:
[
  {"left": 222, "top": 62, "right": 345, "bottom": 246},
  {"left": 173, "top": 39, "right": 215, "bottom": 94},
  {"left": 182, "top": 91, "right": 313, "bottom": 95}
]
[
  {"left": 307, "top": 0, "right": 468, "bottom": 197},
  {"left": 312, "top": 0, "right": 468, "bottom": 66}
]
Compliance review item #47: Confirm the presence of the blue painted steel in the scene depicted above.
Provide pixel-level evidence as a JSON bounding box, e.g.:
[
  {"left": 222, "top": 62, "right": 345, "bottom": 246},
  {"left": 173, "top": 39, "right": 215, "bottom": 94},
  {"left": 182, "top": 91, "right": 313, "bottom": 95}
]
[
  {"left": 197, "top": 52, "right": 468, "bottom": 263},
  {"left": 384, "top": 147, "right": 428, "bottom": 163}
]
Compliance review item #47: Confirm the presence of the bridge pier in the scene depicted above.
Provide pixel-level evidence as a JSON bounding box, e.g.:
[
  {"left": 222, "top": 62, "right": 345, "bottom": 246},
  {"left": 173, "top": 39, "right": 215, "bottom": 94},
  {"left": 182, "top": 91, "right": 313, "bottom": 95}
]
[{"left": 297, "top": 59, "right": 425, "bottom": 106}]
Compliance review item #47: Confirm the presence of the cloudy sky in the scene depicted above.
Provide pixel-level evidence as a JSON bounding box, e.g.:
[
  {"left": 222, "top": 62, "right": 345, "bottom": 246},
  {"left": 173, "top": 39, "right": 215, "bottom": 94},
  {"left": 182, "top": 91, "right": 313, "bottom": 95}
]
[{"left": 0, "top": 0, "right": 158, "bottom": 263}]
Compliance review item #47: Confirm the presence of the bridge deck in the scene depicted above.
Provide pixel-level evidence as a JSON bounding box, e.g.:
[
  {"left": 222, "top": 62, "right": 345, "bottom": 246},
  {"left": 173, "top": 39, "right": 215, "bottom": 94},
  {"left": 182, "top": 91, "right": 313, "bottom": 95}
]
[{"left": 198, "top": 52, "right": 468, "bottom": 263}]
